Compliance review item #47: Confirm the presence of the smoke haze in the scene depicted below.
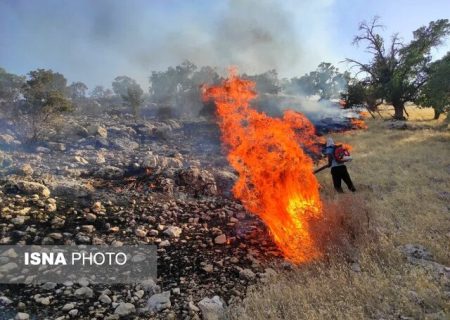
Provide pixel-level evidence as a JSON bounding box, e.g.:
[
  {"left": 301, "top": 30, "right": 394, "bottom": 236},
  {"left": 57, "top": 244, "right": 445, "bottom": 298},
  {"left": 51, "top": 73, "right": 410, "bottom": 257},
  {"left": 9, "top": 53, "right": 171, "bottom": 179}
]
[{"left": 0, "top": 0, "right": 337, "bottom": 88}]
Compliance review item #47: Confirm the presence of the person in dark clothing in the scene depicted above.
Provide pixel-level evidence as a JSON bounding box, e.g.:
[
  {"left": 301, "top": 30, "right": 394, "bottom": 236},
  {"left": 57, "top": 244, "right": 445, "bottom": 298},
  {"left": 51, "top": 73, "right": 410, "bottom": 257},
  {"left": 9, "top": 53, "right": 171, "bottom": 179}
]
[{"left": 325, "top": 137, "right": 356, "bottom": 193}]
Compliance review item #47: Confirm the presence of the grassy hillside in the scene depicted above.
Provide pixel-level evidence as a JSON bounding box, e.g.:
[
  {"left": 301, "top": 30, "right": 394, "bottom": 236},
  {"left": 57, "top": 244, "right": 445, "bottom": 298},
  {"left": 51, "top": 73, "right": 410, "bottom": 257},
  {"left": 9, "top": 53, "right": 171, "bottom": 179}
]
[{"left": 231, "top": 107, "right": 450, "bottom": 320}]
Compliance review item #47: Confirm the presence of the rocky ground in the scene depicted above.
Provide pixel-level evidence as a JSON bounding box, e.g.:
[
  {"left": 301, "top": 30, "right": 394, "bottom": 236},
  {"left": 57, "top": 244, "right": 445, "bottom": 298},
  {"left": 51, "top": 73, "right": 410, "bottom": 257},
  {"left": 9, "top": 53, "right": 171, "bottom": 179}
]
[{"left": 0, "top": 111, "right": 289, "bottom": 319}]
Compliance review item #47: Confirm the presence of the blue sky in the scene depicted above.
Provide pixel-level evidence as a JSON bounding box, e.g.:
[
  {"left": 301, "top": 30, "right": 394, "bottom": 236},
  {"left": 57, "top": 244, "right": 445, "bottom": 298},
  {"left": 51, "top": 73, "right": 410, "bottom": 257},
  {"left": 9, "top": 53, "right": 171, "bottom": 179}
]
[{"left": 1, "top": 0, "right": 449, "bottom": 89}]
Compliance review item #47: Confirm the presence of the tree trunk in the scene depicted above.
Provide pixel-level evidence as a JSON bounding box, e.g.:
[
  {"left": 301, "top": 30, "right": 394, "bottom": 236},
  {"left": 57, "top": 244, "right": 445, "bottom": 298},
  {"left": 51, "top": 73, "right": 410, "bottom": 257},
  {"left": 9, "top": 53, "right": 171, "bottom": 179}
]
[
  {"left": 393, "top": 102, "right": 406, "bottom": 120},
  {"left": 433, "top": 109, "right": 441, "bottom": 120}
]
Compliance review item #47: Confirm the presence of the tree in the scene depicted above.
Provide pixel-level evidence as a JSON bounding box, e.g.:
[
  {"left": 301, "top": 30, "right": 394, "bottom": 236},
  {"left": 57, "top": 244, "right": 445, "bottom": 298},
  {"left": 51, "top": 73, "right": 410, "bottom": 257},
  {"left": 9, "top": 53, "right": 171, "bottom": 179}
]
[
  {"left": 341, "top": 80, "right": 381, "bottom": 118},
  {"left": 0, "top": 67, "right": 25, "bottom": 103},
  {"left": 122, "top": 83, "right": 144, "bottom": 118},
  {"left": 68, "top": 81, "right": 88, "bottom": 100},
  {"left": 347, "top": 17, "right": 450, "bottom": 120},
  {"left": 21, "top": 69, "right": 72, "bottom": 140},
  {"left": 243, "top": 69, "right": 281, "bottom": 94},
  {"left": 90, "top": 85, "right": 107, "bottom": 99},
  {"left": 285, "top": 62, "right": 350, "bottom": 99},
  {"left": 417, "top": 52, "right": 450, "bottom": 119},
  {"left": 112, "top": 76, "right": 136, "bottom": 97},
  {"left": 0, "top": 67, "right": 25, "bottom": 114},
  {"left": 149, "top": 60, "right": 197, "bottom": 104},
  {"left": 112, "top": 76, "right": 144, "bottom": 117}
]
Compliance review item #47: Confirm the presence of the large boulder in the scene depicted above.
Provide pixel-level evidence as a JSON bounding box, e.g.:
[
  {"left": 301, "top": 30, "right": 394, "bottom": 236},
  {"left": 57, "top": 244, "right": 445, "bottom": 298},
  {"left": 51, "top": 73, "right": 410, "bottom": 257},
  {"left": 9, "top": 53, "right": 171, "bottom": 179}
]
[
  {"left": 5, "top": 180, "right": 51, "bottom": 198},
  {"left": 141, "top": 153, "right": 183, "bottom": 174},
  {"left": 176, "top": 167, "right": 217, "bottom": 196},
  {"left": 146, "top": 291, "right": 171, "bottom": 313},
  {"left": 48, "top": 179, "right": 95, "bottom": 198},
  {"left": 94, "top": 166, "right": 124, "bottom": 179},
  {"left": 113, "top": 138, "right": 139, "bottom": 152},
  {"left": 213, "top": 170, "right": 237, "bottom": 196},
  {"left": 114, "top": 302, "right": 135, "bottom": 317},
  {"left": 87, "top": 124, "right": 108, "bottom": 138},
  {"left": 198, "top": 296, "right": 226, "bottom": 320}
]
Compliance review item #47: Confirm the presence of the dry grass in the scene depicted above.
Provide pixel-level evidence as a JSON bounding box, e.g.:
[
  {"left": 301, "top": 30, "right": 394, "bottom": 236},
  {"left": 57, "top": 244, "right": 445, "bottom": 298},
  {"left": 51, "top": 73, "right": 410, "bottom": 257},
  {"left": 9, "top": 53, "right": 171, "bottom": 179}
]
[{"left": 230, "top": 107, "right": 450, "bottom": 320}]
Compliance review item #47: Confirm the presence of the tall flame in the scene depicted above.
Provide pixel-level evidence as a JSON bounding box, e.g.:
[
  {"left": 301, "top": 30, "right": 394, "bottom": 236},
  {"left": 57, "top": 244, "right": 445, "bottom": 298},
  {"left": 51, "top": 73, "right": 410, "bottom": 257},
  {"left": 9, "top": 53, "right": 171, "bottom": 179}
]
[{"left": 202, "top": 69, "right": 323, "bottom": 263}]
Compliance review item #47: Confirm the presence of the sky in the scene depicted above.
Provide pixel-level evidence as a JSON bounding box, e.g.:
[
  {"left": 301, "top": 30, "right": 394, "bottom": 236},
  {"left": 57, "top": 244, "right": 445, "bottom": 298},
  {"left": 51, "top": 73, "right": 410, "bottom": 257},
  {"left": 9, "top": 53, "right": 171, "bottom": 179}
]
[{"left": 1, "top": 0, "right": 449, "bottom": 90}]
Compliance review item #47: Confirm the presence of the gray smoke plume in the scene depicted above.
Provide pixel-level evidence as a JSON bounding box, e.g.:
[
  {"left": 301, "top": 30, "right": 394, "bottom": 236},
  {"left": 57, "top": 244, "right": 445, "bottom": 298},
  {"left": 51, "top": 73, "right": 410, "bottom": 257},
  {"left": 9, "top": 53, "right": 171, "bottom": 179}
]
[{"left": 0, "top": 0, "right": 337, "bottom": 88}]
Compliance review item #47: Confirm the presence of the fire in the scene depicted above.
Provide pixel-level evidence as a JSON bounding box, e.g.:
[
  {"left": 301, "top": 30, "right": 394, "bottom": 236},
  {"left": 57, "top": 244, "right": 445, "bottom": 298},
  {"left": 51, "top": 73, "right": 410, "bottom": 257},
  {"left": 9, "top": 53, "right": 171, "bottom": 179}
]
[
  {"left": 350, "top": 117, "right": 368, "bottom": 129},
  {"left": 350, "top": 111, "right": 368, "bottom": 129},
  {"left": 202, "top": 69, "right": 323, "bottom": 263}
]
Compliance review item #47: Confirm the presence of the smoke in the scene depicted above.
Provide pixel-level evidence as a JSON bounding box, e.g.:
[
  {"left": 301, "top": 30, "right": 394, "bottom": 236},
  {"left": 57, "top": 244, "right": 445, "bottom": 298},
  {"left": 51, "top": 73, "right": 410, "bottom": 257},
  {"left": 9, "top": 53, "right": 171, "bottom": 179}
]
[{"left": 0, "top": 0, "right": 337, "bottom": 89}]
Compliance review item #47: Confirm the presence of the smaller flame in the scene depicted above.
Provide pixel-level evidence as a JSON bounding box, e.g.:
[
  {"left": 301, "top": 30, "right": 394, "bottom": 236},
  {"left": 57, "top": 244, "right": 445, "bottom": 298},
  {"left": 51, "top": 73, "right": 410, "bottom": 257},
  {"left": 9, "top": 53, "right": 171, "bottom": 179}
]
[{"left": 350, "top": 117, "right": 368, "bottom": 129}]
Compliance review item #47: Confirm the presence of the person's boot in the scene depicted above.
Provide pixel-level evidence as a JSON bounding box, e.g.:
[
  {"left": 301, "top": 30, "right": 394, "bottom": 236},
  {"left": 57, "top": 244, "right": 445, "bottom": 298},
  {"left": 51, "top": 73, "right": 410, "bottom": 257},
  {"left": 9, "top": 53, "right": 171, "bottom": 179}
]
[{"left": 335, "top": 187, "right": 344, "bottom": 193}]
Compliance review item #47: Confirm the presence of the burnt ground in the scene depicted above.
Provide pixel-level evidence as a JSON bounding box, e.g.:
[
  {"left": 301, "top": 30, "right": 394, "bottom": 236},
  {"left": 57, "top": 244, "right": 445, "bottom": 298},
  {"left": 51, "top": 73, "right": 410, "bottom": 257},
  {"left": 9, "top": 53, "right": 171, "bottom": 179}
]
[{"left": 0, "top": 111, "right": 291, "bottom": 319}]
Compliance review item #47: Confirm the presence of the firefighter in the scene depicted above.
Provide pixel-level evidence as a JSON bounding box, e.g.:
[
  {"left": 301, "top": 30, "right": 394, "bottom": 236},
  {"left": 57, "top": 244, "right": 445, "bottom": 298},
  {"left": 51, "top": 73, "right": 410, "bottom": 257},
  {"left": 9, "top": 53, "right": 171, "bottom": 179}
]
[{"left": 325, "top": 137, "right": 356, "bottom": 193}]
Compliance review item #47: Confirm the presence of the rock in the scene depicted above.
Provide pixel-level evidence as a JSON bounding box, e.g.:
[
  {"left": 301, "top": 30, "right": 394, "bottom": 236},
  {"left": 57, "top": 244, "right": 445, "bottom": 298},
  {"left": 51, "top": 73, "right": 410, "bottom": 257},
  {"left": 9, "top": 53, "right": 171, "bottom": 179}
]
[
  {"left": 134, "top": 228, "right": 147, "bottom": 237},
  {"left": 47, "top": 142, "right": 66, "bottom": 151},
  {"left": 239, "top": 268, "right": 256, "bottom": 280},
  {"left": 87, "top": 125, "right": 108, "bottom": 138},
  {"left": 198, "top": 296, "right": 225, "bottom": 320},
  {"left": 42, "top": 282, "right": 57, "bottom": 290},
  {"left": 113, "top": 138, "right": 139, "bottom": 151},
  {"left": 402, "top": 244, "right": 433, "bottom": 261},
  {"left": 214, "top": 234, "right": 227, "bottom": 245},
  {"left": 81, "top": 225, "right": 95, "bottom": 233},
  {"left": 11, "top": 216, "right": 25, "bottom": 225},
  {"left": 163, "top": 226, "right": 182, "bottom": 238},
  {"left": 51, "top": 216, "right": 65, "bottom": 228},
  {"left": 78, "top": 278, "right": 89, "bottom": 287},
  {"left": 202, "top": 264, "right": 214, "bottom": 273},
  {"left": 91, "top": 201, "right": 103, "bottom": 213},
  {"left": 99, "top": 294, "right": 112, "bottom": 304},
  {"left": 135, "top": 290, "right": 145, "bottom": 299},
  {"left": 0, "top": 262, "right": 18, "bottom": 273},
  {"left": 159, "top": 240, "right": 170, "bottom": 247},
  {"left": 36, "top": 146, "right": 51, "bottom": 154},
  {"left": 74, "top": 156, "right": 89, "bottom": 165},
  {"left": 39, "top": 296, "right": 51, "bottom": 305},
  {"left": 62, "top": 302, "right": 75, "bottom": 311},
  {"left": 146, "top": 291, "right": 171, "bottom": 313},
  {"left": 68, "top": 309, "right": 79, "bottom": 317},
  {"left": 114, "top": 302, "right": 136, "bottom": 317},
  {"left": 95, "top": 137, "right": 110, "bottom": 148},
  {"left": 85, "top": 212, "right": 97, "bottom": 222},
  {"left": 95, "top": 166, "right": 124, "bottom": 179},
  {"left": 1, "top": 248, "right": 18, "bottom": 258},
  {"left": 75, "top": 233, "right": 91, "bottom": 244},
  {"left": 387, "top": 121, "right": 408, "bottom": 130},
  {"left": 140, "top": 278, "right": 161, "bottom": 295},
  {"left": 0, "top": 151, "right": 13, "bottom": 167},
  {"left": 213, "top": 170, "right": 237, "bottom": 196},
  {"left": 0, "top": 296, "right": 13, "bottom": 305},
  {"left": 49, "top": 180, "right": 94, "bottom": 198},
  {"left": 95, "top": 153, "right": 106, "bottom": 164},
  {"left": 176, "top": 167, "right": 217, "bottom": 196},
  {"left": 20, "top": 164, "right": 34, "bottom": 176},
  {"left": 351, "top": 262, "right": 361, "bottom": 272},
  {"left": 15, "top": 313, "right": 30, "bottom": 320},
  {"left": 71, "top": 124, "right": 89, "bottom": 137},
  {"left": 0, "top": 134, "right": 15, "bottom": 145},
  {"left": 189, "top": 301, "right": 200, "bottom": 312},
  {"left": 7, "top": 180, "right": 51, "bottom": 198},
  {"left": 172, "top": 288, "right": 180, "bottom": 295},
  {"left": 45, "top": 202, "right": 57, "bottom": 212},
  {"left": 74, "top": 286, "right": 94, "bottom": 298}
]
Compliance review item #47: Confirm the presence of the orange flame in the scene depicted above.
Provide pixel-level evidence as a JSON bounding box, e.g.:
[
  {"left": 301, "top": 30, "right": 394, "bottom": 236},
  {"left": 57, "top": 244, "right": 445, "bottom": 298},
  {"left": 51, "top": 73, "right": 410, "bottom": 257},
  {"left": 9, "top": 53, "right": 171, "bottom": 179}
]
[
  {"left": 202, "top": 69, "right": 323, "bottom": 263},
  {"left": 350, "top": 117, "right": 368, "bottom": 129}
]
